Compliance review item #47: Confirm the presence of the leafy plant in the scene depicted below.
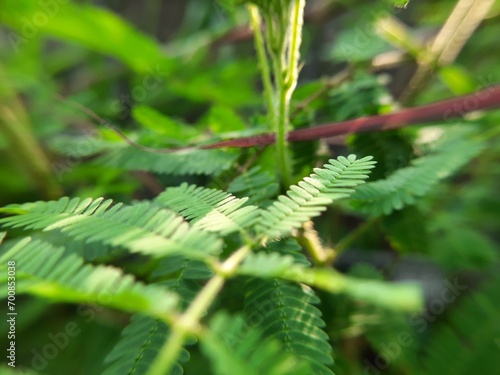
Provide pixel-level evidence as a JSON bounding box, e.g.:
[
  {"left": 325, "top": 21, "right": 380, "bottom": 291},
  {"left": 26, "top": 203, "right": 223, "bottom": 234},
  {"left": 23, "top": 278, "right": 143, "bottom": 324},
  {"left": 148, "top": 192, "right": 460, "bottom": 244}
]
[{"left": 1, "top": 0, "right": 499, "bottom": 374}]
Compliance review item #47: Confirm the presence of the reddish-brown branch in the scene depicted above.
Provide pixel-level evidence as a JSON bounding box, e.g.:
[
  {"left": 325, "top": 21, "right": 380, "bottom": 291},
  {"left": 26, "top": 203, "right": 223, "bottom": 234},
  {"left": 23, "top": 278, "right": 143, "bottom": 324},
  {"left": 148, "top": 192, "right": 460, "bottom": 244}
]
[
  {"left": 202, "top": 85, "right": 500, "bottom": 149},
  {"left": 58, "top": 86, "right": 500, "bottom": 153}
]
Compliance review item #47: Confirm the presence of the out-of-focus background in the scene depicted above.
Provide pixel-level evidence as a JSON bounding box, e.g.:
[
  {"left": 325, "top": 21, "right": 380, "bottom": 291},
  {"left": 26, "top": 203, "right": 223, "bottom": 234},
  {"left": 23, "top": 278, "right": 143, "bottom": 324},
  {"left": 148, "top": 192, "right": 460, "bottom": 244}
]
[
  {"left": 1, "top": 0, "right": 499, "bottom": 202},
  {"left": 0, "top": 1, "right": 499, "bottom": 374}
]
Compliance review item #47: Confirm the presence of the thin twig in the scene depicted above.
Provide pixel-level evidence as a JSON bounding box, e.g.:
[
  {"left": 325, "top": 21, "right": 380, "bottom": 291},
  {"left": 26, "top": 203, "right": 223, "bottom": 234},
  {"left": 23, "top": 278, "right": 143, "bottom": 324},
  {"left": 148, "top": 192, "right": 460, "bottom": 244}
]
[
  {"left": 55, "top": 86, "right": 500, "bottom": 152},
  {"left": 400, "top": 0, "right": 495, "bottom": 103},
  {"left": 202, "top": 85, "right": 500, "bottom": 148}
]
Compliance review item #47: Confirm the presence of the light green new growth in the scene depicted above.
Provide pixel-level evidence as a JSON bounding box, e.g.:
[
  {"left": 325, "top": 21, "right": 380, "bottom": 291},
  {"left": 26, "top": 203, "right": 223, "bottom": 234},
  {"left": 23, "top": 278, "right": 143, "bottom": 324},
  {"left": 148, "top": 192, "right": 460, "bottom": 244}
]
[{"left": 248, "top": 0, "right": 306, "bottom": 187}]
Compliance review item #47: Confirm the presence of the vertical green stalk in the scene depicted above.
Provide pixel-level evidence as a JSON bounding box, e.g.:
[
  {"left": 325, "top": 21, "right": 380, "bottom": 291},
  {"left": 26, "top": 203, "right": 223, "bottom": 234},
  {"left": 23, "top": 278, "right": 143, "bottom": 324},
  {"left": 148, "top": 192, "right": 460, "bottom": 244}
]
[
  {"left": 286, "top": 0, "right": 305, "bottom": 92},
  {"left": 248, "top": 5, "right": 274, "bottom": 121},
  {"left": 277, "top": 0, "right": 305, "bottom": 188},
  {"left": 146, "top": 245, "right": 251, "bottom": 375},
  {"left": 248, "top": 0, "right": 306, "bottom": 189},
  {"left": 273, "top": 49, "right": 292, "bottom": 188}
]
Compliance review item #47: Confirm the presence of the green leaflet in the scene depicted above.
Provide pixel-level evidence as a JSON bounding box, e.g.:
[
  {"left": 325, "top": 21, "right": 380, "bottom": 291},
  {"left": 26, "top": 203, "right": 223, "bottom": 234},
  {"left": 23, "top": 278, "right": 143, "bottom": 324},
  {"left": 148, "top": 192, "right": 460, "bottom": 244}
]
[
  {"left": 244, "top": 277, "right": 334, "bottom": 374},
  {"left": 388, "top": 0, "right": 410, "bottom": 8},
  {"left": 49, "top": 135, "right": 240, "bottom": 176},
  {"left": 102, "top": 256, "right": 209, "bottom": 375},
  {"left": 227, "top": 166, "right": 279, "bottom": 206},
  {"left": 0, "top": 197, "right": 222, "bottom": 259},
  {"left": 239, "top": 251, "right": 423, "bottom": 312},
  {"left": 241, "top": 239, "right": 334, "bottom": 374},
  {"left": 102, "top": 315, "right": 186, "bottom": 375},
  {"left": 156, "top": 183, "right": 259, "bottom": 235},
  {"left": 351, "top": 137, "right": 484, "bottom": 215},
  {"left": 201, "top": 312, "right": 312, "bottom": 375},
  {"left": 257, "top": 155, "right": 376, "bottom": 238},
  {"left": 239, "top": 251, "right": 296, "bottom": 276},
  {"left": 98, "top": 147, "right": 240, "bottom": 176},
  {"left": 0, "top": 238, "right": 178, "bottom": 318},
  {"left": 205, "top": 105, "right": 247, "bottom": 132},
  {"left": 421, "top": 275, "right": 500, "bottom": 375},
  {"left": 48, "top": 135, "right": 116, "bottom": 158}
]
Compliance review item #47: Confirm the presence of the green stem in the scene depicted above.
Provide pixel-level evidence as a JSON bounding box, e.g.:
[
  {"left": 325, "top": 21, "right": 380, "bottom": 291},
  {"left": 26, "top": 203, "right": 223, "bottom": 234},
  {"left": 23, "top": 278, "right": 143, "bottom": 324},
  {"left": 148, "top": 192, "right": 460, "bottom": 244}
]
[
  {"left": 286, "top": 0, "right": 305, "bottom": 94},
  {"left": 146, "top": 245, "right": 251, "bottom": 375},
  {"left": 248, "top": 5, "right": 274, "bottom": 120},
  {"left": 248, "top": 1, "right": 305, "bottom": 189},
  {"left": 333, "top": 217, "right": 380, "bottom": 256},
  {"left": 274, "top": 54, "right": 292, "bottom": 188},
  {"left": 275, "top": 0, "right": 306, "bottom": 188}
]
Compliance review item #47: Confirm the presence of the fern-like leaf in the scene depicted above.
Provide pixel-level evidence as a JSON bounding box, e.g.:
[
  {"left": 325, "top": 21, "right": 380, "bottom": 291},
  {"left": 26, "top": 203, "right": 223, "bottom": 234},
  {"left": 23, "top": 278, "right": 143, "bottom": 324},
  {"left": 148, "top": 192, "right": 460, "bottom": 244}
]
[
  {"left": 348, "top": 130, "right": 415, "bottom": 180},
  {"left": 156, "top": 183, "right": 259, "bottom": 235},
  {"left": 238, "top": 252, "right": 296, "bottom": 277},
  {"left": 227, "top": 166, "right": 279, "bottom": 206},
  {"left": 0, "top": 197, "right": 221, "bottom": 259},
  {"left": 102, "top": 314, "right": 186, "bottom": 375},
  {"left": 421, "top": 275, "right": 500, "bottom": 375},
  {"left": 0, "top": 238, "right": 178, "bottom": 317},
  {"left": 32, "top": 230, "right": 126, "bottom": 262},
  {"left": 350, "top": 137, "right": 483, "bottom": 215},
  {"left": 201, "top": 312, "right": 312, "bottom": 375},
  {"left": 238, "top": 240, "right": 422, "bottom": 312},
  {"left": 244, "top": 280, "right": 334, "bottom": 374},
  {"left": 257, "top": 155, "right": 375, "bottom": 238},
  {"left": 103, "top": 256, "right": 212, "bottom": 375},
  {"left": 99, "top": 147, "right": 239, "bottom": 175},
  {"left": 242, "top": 239, "right": 334, "bottom": 375}
]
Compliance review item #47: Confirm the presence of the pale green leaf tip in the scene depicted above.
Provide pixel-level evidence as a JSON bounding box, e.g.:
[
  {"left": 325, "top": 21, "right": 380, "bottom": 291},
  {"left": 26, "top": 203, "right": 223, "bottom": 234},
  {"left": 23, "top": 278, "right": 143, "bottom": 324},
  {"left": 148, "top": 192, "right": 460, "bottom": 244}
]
[{"left": 390, "top": 0, "right": 410, "bottom": 8}]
